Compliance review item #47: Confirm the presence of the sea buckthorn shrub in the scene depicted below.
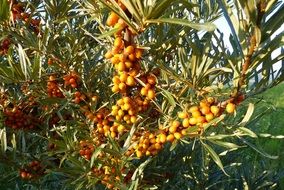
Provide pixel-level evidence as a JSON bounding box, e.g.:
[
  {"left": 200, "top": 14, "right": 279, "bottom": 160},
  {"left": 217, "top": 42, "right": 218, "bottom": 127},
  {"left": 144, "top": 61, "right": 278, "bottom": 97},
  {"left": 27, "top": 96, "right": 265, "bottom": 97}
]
[{"left": 0, "top": 0, "right": 283, "bottom": 189}]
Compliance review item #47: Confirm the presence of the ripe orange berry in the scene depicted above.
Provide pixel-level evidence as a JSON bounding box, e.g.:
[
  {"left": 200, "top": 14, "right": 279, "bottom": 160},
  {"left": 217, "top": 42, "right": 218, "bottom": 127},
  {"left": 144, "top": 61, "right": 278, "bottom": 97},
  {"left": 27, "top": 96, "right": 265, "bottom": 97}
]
[
  {"left": 140, "top": 87, "right": 148, "bottom": 96},
  {"left": 112, "top": 76, "right": 120, "bottom": 84},
  {"left": 117, "top": 98, "right": 124, "bottom": 105},
  {"left": 169, "top": 125, "right": 177, "bottom": 133},
  {"left": 124, "top": 45, "right": 135, "bottom": 55},
  {"left": 174, "top": 132, "right": 182, "bottom": 139},
  {"left": 112, "top": 85, "right": 119, "bottom": 93},
  {"left": 205, "top": 113, "right": 214, "bottom": 122},
  {"left": 192, "top": 110, "right": 201, "bottom": 118},
  {"left": 130, "top": 115, "right": 137, "bottom": 123},
  {"left": 147, "top": 89, "right": 156, "bottom": 99},
  {"left": 126, "top": 76, "right": 136, "bottom": 86},
  {"left": 117, "top": 125, "right": 125, "bottom": 133},
  {"left": 105, "top": 51, "right": 113, "bottom": 59},
  {"left": 119, "top": 72, "right": 128, "bottom": 82},
  {"left": 118, "top": 83, "right": 126, "bottom": 91},
  {"left": 196, "top": 116, "right": 206, "bottom": 124},
  {"left": 136, "top": 150, "right": 142, "bottom": 158},
  {"left": 166, "top": 134, "right": 175, "bottom": 142},
  {"left": 125, "top": 61, "right": 133, "bottom": 69},
  {"left": 200, "top": 106, "right": 211, "bottom": 115},
  {"left": 189, "top": 106, "right": 199, "bottom": 113},
  {"left": 118, "top": 54, "right": 127, "bottom": 62},
  {"left": 226, "top": 103, "right": 236, "bottom": 114},
  {"left": 114, "top": 37, "right": 123, "bottom": 48},
  {"left": 111, "top": 56, "right": 120, "bottom": 64},
  {"left": 172, "top": 120, "right": 181, "bottom": 128},
  {"left": 182, "top": 118, "right": 190, "bottom": 128},
  {"left": 189, "top": 117, "right": 197, "bottom": 125},
  {"left": 159, "top": 133, "right": 167, "bottom": 143},
  {"left": 181, "top": 129, "right": 187, "bottom": 135},
  {"left": 117, "top": 62, "right": 126, "bottom": 71},
  {"left": 106, "top": 12, "right": 119, "bottom": 26},
  {"left": 178, "top": 112, "right": 188, "bottom": 119},
  {"left": 210, "top": 105, "right": 220, "bottom": 116},
  {"left": 128, "top": 53, "right": 136, "bottom": 61}
]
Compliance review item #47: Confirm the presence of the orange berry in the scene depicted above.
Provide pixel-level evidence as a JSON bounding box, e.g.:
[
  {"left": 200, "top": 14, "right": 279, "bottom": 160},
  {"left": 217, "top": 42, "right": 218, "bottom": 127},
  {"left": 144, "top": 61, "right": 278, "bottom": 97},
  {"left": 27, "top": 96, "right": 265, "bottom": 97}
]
[
  {"left": 140, "top": 87, "right": 148, "bottom": 96},
  {"left": 210, "top": 106, "right": 220, "bottom": 116},
  {"left": 112, "top": 85, "right": 119, "bottom": 93},
  {"left": 124, "top": 45, "right": 135, "bottom": 55},
  {"left": 169, "top": 125, "right": 177, "bottom": 134},
  {"left": 182, "top": 118, "right": 190, "bottom": 128},
  {"left": 126, "top": 75, "right": 136, "bottom": 86},
  {"left": 155, "top": 143, "right": 162, "bottom": 150},
  {"left": 189, "top": 117, "right": 197, "bottom": 125},
  {"left": 174, "top": 132, "right": 182, "bottom": 139},
  {"left": 159, "top": 133, "right": 167, "bottom": 143},
  {"left": 117, "top": 98, "right": 124, "bottom": 105},
  {"left": 119, "top": 72, "right": 128, "bottom": 82},
  {"left": 147, "top": 89, "right": 156, "bottom": 99},
  {"left": 114, "top": 37, "right": 123, "bottom": 48},
  {"left": 117, "top": 62, "right": 126, "bottom": 71},
  {"left": 128, "top": 53, "right": 136, "bottom": 61},
  {"left": 118, "top": 83, "right": 126, "bottom": 91},
  {"left": 189, "top": 106, "right": 199, "bottom": 113},
  {"left": 117, "top": 125, "right": 125, "bottom": 133},
  {"left": 112, "top": 76, "right": 120, "bottom": 84},
  {"left": 226, "top": 103, "right": 236, "bottom": 114},
  {"left": 118, "top": 54, "right": 127, "bottom": 62},
  {"left": 166, "top": 134, "right": 175, "bottom": 142},
  {"left": 181, "top": 129, "right": 187, "bottom": 135},
  {"left": 205, "top": 113, "right": 214, "bottom": 122},
  {"left": 106, "top": 12, "right": 119, "bottom": 26},
  {"left": 200, "top": 106, "right": 211, "bottom": 115},
  {"left": 178, "top": 111, "right": 188, "bottom": 119},
  {"left": 105, "top": 51, "right": 113, "bottom": 59},
  {"left": 118, "top": 109, "right": 124, "bottom": 117},
  {"left": 111, "top": 56, "right": 120, "bottom": 64},
  {"left": 172, "top": 120, "right": 180, "bottom": 128},
  {"left": 196, "top": 116, "right": 206, "bottom": 124},
  {"left": 136, "top": 150, "right": 142, "bottom": 158},
  {"left": 192, "top": 110, "right": 201, "bottom": 118},
  {"left": 125, "top": 61, "right": 133, "bottom": 69}
]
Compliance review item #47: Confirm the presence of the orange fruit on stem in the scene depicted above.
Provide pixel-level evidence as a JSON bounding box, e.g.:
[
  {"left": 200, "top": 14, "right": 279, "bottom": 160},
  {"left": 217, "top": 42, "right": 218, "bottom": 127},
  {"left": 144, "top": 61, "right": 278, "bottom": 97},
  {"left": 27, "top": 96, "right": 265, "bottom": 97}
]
[{"left": 226, "top": 103, "right": 236, "bottom": 114}]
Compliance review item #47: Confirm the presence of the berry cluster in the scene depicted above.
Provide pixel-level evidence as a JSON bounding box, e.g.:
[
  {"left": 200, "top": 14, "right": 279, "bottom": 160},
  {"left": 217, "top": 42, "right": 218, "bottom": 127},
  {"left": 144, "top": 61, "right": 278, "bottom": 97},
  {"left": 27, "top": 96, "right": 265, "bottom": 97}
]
[
  {"left": 10, "top": 0, "right": 40, "bottom": 34},
  {"left": 103, "top": 0, "right": 166, "bottom": 160},
  {"left": 4, "top": 103, "right": 40, "bottom": 130},
  {"left": 47, "top": 75, "right": 64, "bottom": 98},
  {"left": 19, "top": 160, "right": 44, "bottom": 180},
  {"left": 79, "top": 140, "right": 95, "bottom": 160},
  {"left": 126, "top": 131, "right": 163, "bottom": 158},
  {"left": 92, "top": 156, "right": 124, "bottom": 190},
  {"left": 63, "top": 71, "right": 80, "bottom": 89}
]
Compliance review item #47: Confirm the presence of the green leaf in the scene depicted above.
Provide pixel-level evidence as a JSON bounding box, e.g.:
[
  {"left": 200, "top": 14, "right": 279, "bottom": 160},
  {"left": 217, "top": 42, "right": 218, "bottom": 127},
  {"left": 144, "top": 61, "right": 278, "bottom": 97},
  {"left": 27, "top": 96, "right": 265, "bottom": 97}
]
[
  {"left": 160, "top": 88, "right": 176, "bottom": 107},
  {"left": 0, "top": 0, "right": 9, "bottom": 21},
  {"left": 0, "top": 128, "right": 7, "bottom": 153},
  {"left": 146, "top": 18, "right": 216, "bottom": 31},
  {"left": 238, "top": 127, "right": 257, "bottom": 138},
  {"left": 201, "top": 141, "right": 229, "bottom": 176},
  {"left": 239, "top": 103, "right": 254, "bottom": 127},
  {"left": 208, "top": 140, "right": 243, "bottom": 149}
]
